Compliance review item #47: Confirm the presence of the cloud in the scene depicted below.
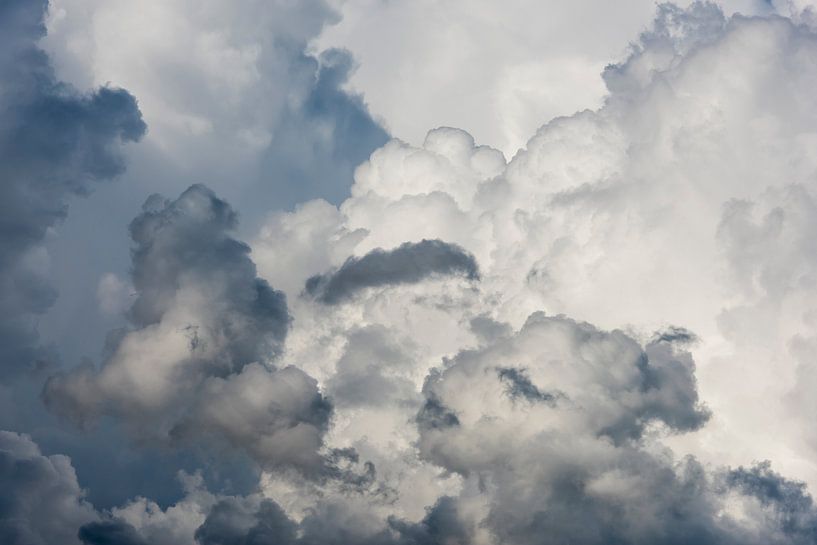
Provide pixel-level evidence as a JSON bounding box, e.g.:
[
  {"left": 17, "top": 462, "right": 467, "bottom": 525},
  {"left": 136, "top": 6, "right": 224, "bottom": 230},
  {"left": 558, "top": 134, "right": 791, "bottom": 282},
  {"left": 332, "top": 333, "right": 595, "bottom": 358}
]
[
  {"left": 404, "top": 313, "right": 734, "bottom": 544},
  {"left": 305, "top": 239, "right": 479, "bottom": 304},
  {"left": 387, "top": 496, "right": 471, "bottom": 545},
  {"left": 315, "top": 0, "right": 663, "bottom": 154},
  {"left": 253, "top": 0, "right": 817, "bottom": 491},
  {"left": 43, "top": 185, "right": 333, "bottom": 474},
  {"left": 241, "top": 4, "right": 817, "bottom": 542},
  {"left": 8, "top": 2, "right": 817, "bottom": 545},
  {"left": 82, "top": 471, "right": 217, "bottom": 545},
  {"left": 495, "top": 367, "right": 559, "bottom": 405},
  {"left": 417, "top": 312, "right": 709, "bottom": 466},
  {"left": 194, "top": 497, "right": 298, "bottom": 545},
  {"left": 25, "top": 0, "right": 391, "bottom": 410},
  {"left": 78, "top": 520, "right": 148, "bottom": 545},
  {"left": 0, "top": 431, "right": 98, "bottom": 545},
  {"left": 43, "top": 0, "right": 388, "bottom": 210},
  {"left": 0, "top": 0, "right": 144, "bottom": 378},
  {"left": 191, "top": 492, "right": 471, "bottom": 545}
]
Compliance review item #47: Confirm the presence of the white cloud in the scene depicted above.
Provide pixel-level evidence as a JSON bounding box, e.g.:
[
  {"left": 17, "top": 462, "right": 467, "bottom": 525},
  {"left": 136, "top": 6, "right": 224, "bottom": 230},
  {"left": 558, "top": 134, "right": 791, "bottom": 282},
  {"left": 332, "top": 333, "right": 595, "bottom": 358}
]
[
  {"left": 315, "top": 0, "right": 662, "bottom": 155},
  {"left": 252, "top": 1, "right": 817, "bottom": 510}
]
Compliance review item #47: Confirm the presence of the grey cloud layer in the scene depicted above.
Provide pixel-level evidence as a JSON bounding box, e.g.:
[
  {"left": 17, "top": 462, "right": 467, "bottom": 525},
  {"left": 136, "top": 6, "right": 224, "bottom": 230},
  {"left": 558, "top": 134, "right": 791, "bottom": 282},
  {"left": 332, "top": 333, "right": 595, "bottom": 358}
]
[
  {"left": 305, "top": 239, "right": 479, "bottom": 304},
  {"left": 0, "top": 0, "right": 144, "bottom": 378}
]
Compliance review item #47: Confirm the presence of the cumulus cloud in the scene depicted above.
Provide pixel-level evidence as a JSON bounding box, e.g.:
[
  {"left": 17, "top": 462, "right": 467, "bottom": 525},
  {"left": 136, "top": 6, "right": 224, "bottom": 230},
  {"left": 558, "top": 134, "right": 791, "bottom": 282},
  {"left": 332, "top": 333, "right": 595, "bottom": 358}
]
[
  {"left": 240, "top": 2, "right": 817, "bottom": 542},
  {"left": 305, "top": 239, "right": 479, "bottom": 304},
  {"left": 0, "top": 0, "right": 144, "bottom": 378},
  {"left": 417, "top": 312, "right": 709, "bottom": 463},
  {"left": 43, "top": 185, "right": 333, "bottom": 474},
  {"left": 8, "top": 2, "right": 817, "bottom": 545},
  {"left": 192, "top": 493, "right": 472, "bottom": 545},
  {"left": 172, "top": 311, "right": 807, "bottom": 544},
  {"left": 409, "top": 313, "right": 722, "bottom": 543},
  {"left": 0, "top": 431, "right": 98, "bottom": 545},
  {"left": 253, "top": 0, "right": 817, "bottom": 487}
]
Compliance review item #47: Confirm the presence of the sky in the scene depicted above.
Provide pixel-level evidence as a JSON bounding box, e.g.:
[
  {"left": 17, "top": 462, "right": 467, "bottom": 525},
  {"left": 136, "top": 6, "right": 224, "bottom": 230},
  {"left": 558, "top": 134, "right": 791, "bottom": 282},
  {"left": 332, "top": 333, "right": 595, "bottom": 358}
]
[{"left": 5, "top": 0, "right": 817, "bottom": 544}]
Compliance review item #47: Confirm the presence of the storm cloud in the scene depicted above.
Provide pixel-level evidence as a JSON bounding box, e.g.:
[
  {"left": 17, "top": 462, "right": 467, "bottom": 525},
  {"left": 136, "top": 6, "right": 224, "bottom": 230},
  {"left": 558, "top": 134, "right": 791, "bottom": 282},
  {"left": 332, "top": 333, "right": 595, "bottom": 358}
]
[{"left": 305, "top": 239, "right": 479, "bottom": 304}]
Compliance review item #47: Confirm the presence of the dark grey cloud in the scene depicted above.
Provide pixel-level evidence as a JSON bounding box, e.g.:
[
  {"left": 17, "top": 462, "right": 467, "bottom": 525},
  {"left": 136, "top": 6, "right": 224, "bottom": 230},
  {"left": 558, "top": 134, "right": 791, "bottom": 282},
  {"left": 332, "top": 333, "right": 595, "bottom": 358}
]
[
  {"left": 187, "top": 457, "right": 817, "bottom": 545},
  {"left": 387, "top": 496, "right": 470, "bottom": 545},
  {"left": 305, "top": 239, "right": 479, "bottom": 304},
  {"left": 0, "top": 431, "right": 98, "bottom": 545},
  {"left": 416, "top": 370, "right": 460, "bottom": 431},
  {"left": 651, "top": 326, "right": 699, "bottom": 345},
  {"left": 0, "top": 0, "right": 144, "bottom": 379},
  {"left": 42, "top": 186, "right": 334, "bottom": 474},
  {"left": 725, "top": 461, "right": 817, "bottom": 541},
  {"left": 482, "top": 453, "right": 739, "bottom": 545},
  {"left": 77, "top": 520, "right": 147, "bottom": 545},
  {"left": 126, "top": 184, "right": 290, "bottom": 367},
  {"left": 416, "top": 398, "right": 460, "bottom": 430},
  {"left": 195, "top": 498, "right": 298, "bottom": 545},
  {"left": 496, "top": 367, "right": 559, "bottom": 405},
  {"left": 193, "top": 494, "right": 468, "bottom": 545},
  {"left": 6, "top": 3, "right": 817, "bottom": 545},
  {"left": 43, "top": 185, "right": 290, "bottom": 419},
  {"left": 638, "top": 336, "right": 711, "bottom": 436}
]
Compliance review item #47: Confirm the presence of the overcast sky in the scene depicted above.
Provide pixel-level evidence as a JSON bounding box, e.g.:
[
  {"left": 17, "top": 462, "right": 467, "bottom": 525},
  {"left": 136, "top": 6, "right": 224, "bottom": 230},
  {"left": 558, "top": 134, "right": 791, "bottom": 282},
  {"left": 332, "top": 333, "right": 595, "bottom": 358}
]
[{"left": 5, "top": 1, "right": 817, "bottom": 544}]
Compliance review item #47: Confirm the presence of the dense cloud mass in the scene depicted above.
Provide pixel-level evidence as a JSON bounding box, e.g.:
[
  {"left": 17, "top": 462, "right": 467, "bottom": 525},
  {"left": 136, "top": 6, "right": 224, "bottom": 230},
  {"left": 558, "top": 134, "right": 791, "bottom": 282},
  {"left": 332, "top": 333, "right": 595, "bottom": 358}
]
[
  {"left": 0, "top": 0, "right": 144, "bottom": 378},
  {"left": 247, "top": 2, "right": 817, "bottom": 543},
  {"left": 43, "top": 185, "right": 332, "bottom": 473},
  {"left": 412, "top": 315, "right": 718, "bottom": 544},
  {"left": 305, "top": 239, "right": 480, "bottom": 304},
  {"left": 0, "top": 431, "right": 97, "bottom": 545},
  {"left": 7, "top": 1, "right": 817, "bottom": 545}
]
